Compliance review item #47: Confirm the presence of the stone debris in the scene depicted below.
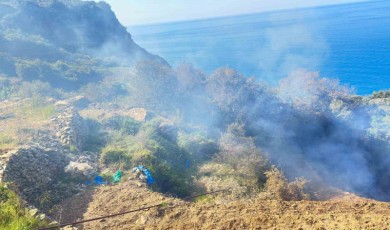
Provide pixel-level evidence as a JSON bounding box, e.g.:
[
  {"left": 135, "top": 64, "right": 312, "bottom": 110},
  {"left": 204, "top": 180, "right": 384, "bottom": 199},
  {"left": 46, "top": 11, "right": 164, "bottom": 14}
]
[{"left": 2, "top": 147, "right": 69, "bottom": 205}]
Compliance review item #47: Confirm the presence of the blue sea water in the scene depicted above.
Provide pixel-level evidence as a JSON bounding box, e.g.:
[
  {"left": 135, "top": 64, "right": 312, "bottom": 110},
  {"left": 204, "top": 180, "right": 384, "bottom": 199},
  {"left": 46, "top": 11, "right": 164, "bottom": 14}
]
[{"left": 129, "top": 1, "right": 390, "bottom": 95}]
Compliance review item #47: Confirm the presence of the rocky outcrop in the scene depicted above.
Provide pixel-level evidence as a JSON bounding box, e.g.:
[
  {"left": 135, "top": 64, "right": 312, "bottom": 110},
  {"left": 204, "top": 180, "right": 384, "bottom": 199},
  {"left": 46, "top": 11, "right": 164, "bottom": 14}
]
[{"left": 0, "top": 0, "right": 167, "bottom": 89}]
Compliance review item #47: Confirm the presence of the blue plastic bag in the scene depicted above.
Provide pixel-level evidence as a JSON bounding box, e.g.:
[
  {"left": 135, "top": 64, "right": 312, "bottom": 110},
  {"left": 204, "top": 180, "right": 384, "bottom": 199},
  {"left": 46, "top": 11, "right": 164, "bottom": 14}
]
[
  {"left": 133, "top": 165, "right": 155, "bottom": 184},
  {"left": 94, "top": 176, "right": 108, "bottom": 185}
]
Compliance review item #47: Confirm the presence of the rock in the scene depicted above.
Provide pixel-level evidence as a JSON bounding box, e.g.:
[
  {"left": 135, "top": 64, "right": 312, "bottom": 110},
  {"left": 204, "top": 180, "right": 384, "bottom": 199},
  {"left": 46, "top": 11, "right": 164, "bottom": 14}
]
[
  {"left": 52, "top": 109, "right": 87, "bottom": 151},
  {"left": 38, "top": 213, "right": 46, "bottom": 220},
  {"left": 49, "top": 221, "right": 59, "bottom": 226},
  {"left": 29, "top": 208, "right": 39, "bottom": 217},
  {"left": 65, "top": 161, "right": 96, "bottom": 178},
  {"left": 128, "top": 108, "right": 153, "bottom": 121}
]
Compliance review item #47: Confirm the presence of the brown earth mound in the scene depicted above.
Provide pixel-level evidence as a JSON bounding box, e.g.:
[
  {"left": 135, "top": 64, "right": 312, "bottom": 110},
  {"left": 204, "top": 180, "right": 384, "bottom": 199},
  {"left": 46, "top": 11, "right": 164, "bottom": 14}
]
[{"left": 55, "top": 181, "right": 390, "bottom": 230}]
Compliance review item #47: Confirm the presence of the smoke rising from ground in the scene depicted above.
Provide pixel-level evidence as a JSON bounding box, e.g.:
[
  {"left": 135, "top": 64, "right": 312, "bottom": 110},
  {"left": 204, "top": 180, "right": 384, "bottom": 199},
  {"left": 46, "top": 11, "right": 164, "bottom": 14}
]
[{"left": 1, "top": 0, "right": 389, "bottom": 201}]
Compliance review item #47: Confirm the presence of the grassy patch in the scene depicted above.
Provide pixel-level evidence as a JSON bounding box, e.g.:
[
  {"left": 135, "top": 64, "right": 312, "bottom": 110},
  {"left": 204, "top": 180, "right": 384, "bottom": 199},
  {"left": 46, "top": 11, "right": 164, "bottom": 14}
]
[
  {"left": 0, "top": 184, "right": 48, "bottom": 229},
  {"left": 0, "top": 134, "right": 16, "bottom": 150},
  {"left": 15, "top": 98, "right": 58, "bottom": 124},
  {"left": 100, "top": 146, "right": 132, "bottom": 170}
]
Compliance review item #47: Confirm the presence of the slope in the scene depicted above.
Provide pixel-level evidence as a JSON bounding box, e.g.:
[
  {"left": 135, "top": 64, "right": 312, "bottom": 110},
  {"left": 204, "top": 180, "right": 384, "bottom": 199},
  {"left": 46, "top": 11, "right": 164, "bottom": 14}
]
[{"left": 56, "top": 180, "right": 390, "bottom": 229}]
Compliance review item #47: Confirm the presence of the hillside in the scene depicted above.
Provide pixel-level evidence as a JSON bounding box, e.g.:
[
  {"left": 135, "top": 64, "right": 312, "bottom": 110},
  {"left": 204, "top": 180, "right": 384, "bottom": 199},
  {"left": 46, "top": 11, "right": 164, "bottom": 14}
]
[
  {"left": 0, "top": 0, "right": 389, "bottom": 229},
  {"left": 57, "top": 180, "right": 390, "bottom": 229},
  {"left": 0, "top": 0, "right": 166, "bottom": 89}
]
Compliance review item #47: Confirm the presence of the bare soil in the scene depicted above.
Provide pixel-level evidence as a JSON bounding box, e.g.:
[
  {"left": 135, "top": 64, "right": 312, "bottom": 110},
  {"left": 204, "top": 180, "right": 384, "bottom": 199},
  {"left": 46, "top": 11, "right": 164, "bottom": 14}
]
[{"left": 56, "top": 181, "right": 390, "bottom": 230}]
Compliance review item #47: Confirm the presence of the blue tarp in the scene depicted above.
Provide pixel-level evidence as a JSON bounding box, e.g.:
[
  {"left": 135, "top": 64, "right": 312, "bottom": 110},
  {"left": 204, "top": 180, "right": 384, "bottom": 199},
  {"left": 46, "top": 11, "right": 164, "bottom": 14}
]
[
  {"left": 94, "top": 175, "right": 108, "bottom": 185},
  {"left": 133, "top": 165, "right": 155, "bottom": 184},
  {"left": 185, "top": 159, "right": 191, "bottom": 168}
]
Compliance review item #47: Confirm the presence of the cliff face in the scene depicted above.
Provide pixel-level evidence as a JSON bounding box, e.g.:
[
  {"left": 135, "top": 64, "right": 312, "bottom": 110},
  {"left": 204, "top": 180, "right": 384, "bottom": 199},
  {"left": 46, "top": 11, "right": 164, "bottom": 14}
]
[{"left": 0, "top": 0, "right": 167, "bottom": 89}]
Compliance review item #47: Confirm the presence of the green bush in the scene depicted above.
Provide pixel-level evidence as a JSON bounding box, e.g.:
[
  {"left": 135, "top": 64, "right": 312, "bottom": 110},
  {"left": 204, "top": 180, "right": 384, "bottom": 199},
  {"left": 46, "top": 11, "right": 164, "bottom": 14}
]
[
  {"left": 0, "top": 184, "right": 47, "bottom": 229},
  {"left": 100, "top": 119, "right": 197, "bottom": 197},
  {"left": 100, "top": 147, "right": 132, "bottom": 170},
  {"left": 104, "top": 116, "right": 141, "bottom": 135},
  {"left": 177, "top": 131, "right": 218, "bottom": 163}
]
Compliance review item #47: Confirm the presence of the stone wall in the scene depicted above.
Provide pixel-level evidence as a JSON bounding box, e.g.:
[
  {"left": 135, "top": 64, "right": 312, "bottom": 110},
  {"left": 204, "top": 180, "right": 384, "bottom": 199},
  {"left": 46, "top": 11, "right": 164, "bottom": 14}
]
[
  {"left": 51, "top": 108, "right": 87, "bottom": 151},
  {"left": 2, "top": 147, "right": 69, "bottom": 206},
  {"left": 0, "top": 108, "right": 97, "bottom": 209}
]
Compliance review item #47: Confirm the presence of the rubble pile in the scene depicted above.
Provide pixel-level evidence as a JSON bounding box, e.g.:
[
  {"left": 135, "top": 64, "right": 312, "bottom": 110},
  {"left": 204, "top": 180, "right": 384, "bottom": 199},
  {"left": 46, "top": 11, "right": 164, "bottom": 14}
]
[{"left": 2, "top": 147, "right": 69, "bottom": 204}]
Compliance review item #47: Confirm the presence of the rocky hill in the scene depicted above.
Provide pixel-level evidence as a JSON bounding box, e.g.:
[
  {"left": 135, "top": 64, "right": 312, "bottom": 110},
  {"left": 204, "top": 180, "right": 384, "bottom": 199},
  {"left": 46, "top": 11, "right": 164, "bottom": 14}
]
[{"left": 0, "top": 0, "right": 167, "bottom": 89}]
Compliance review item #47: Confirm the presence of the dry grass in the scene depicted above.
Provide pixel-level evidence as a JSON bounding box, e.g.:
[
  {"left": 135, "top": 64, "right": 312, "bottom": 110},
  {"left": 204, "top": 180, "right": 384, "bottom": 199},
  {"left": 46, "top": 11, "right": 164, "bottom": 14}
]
[
  {"left": 0, "top": 98, "right": 57, "bottom": 151},
  {"left": 259, "top": 166, "right": 310, "bottom": 201}
]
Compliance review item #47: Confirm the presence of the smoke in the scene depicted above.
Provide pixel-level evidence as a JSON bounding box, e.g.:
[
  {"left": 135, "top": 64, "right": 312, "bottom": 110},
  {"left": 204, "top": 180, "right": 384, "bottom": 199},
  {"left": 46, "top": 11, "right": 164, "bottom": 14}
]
[
  {"left": 256, "top": 24, "right": 329, "bottom": 84},
  {"left": 1, "top": 0, "right": 389, "bottom": 201},
  {"left": 240, "top": 69, "right": 390, "bottom": 200}
]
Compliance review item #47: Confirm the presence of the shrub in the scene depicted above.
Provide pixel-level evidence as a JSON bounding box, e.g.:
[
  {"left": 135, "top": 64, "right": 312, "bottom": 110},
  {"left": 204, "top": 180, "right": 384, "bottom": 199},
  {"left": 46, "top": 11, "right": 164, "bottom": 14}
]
[
  {"left": 100, "top": 119, "right": 196, "bottom": 197},
  {"left": 0, "top": 184, "right": 48, "bottom": 229},
  {"left": 197, "top": 125, "right": 270, "bottom": 199},
  {"left": 206, "top": 67, "right": 263, "bottom": 125},
  {"left": 177, "top": 131, "right": 218, "bottom": 163},
  {"left": 278, "top": 69, "right": 353, "bottom": 113},
  {"left": 104, "top": 116, "right": 141, "bottom": 135},
  {"left": 372, "top": 90, "right": 390, "bottom": 99},
  {"left": 100, "top": 147, "right": 132, "bottom": 170},
  {"left": 259, "top": 166, "right": 309, "bottom": 201},
  {"left": 17, "top": 80, "right": 60, "bottom": 99},
  {"left": 128, "top": 60, "right": 179, "bottom": 112},
  {"left": 79, "top": 81, "right": 128, "bottom": 102}
]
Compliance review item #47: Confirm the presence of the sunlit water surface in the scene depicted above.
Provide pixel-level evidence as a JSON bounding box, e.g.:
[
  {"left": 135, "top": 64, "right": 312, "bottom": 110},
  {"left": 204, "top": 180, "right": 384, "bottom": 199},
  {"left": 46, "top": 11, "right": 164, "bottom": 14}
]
[{"left": 129, "top": 1, "right": 390, "bottom": 95}]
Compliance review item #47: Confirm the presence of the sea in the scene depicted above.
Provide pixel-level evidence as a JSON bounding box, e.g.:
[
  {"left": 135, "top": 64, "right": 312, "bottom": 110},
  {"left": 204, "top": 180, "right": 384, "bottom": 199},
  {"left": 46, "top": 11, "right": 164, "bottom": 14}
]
[{"left": 129, "top": 0, "right": 390, "bottom": 95}]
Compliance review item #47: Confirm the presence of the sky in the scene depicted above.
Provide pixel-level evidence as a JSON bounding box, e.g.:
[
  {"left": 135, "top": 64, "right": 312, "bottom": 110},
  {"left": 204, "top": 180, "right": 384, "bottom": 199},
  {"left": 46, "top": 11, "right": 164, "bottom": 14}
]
[{"left": 92, "top": 0, "right": 370, "bottom": 26}]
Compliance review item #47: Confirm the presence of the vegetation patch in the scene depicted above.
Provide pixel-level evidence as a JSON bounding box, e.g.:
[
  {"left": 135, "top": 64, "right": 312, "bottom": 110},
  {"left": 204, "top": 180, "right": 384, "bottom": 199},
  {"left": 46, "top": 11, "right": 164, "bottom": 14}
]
[
  {"left": 0, "top": 184, "right": 48, "bottom": 229},
  {"left": 0, "top": 134, "right": 16, "bottom": 150}
]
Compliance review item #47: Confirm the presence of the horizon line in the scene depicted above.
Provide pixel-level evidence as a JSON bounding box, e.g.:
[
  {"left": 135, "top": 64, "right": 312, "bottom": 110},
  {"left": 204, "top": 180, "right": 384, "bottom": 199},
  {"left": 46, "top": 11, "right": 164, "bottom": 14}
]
[{"left": 127, "top": 0, "right": 374, "bottom": 27}]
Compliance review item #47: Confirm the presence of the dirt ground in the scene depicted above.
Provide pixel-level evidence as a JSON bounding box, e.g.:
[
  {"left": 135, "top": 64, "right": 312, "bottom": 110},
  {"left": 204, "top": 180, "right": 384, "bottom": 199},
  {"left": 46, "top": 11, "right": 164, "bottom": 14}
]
[{"left": 55, "top": 181, "right": 390, "bottom": 230}]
